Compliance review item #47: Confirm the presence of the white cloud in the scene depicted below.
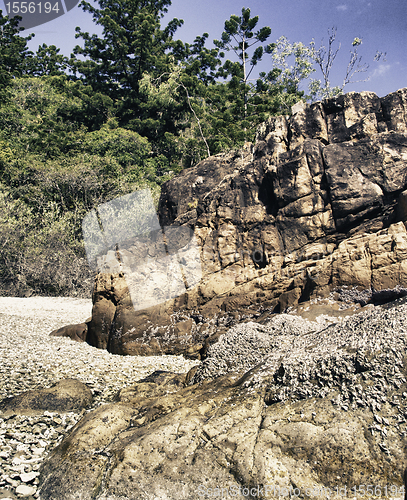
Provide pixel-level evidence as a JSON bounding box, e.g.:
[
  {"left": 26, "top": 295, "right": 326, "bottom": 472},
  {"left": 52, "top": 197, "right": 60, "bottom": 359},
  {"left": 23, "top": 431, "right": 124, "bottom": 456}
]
[
  {"left": 371, "top": 64, "right": 392, "bottom": 78},
  {"left": 336, "top": 4, "right": 348, "bottom": 11}
]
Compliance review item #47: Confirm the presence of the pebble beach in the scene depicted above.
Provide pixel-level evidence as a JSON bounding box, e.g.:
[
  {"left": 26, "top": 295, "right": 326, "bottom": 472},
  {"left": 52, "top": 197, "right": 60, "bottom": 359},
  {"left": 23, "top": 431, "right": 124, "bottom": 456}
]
[
  {"left": 3, "top": 296, "right": 407, "bottom": 499},
  {"left": 0, "top": 297, "right": 198, "bottom": 499}
]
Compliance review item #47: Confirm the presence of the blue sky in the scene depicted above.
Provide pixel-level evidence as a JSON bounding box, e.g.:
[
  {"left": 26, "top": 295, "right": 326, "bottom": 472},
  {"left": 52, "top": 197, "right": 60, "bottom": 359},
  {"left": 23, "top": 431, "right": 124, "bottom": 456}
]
[{"left": 2, "top": 0, "right": 405, "bottom": 98}]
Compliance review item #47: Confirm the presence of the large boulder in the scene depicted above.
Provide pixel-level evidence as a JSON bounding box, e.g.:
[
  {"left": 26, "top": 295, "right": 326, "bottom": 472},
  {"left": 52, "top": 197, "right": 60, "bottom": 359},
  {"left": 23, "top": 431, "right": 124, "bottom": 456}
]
[
  {"left": 85, "top": 88, "right": 407, "bottom": 356},
  {"left": 38, "top": 299, "right": 407, "bottom": 499}
]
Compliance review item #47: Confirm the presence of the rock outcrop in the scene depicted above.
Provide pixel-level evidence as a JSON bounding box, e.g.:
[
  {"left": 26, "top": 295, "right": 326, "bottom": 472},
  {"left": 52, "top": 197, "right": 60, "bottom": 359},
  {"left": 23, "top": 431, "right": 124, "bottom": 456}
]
[
  {"left": 39, "top": 298, "right": 407, "bottom": 500},
  {"left": 86, "top": 88, "right": 407, "bottom": 356},
  {"left": 37, "top": 88, "right": 407, "bottom": 499}
]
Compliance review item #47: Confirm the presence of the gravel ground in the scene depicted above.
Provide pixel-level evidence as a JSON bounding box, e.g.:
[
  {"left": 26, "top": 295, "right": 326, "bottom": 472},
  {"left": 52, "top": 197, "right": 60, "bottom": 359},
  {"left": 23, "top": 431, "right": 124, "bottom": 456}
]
[{"left": 0, "top": 297, "right": 198, "bottom": 500}]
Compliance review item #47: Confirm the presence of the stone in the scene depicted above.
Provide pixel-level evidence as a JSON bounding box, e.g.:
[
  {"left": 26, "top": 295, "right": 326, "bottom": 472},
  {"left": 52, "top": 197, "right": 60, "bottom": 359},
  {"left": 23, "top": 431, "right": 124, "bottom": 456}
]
[
  {"left": 49, "top": 322, "right": 88, "bottom": 342},
  {"left": 397, "top": 190, "right": 407, "bottom": 222},
  {"left": 117, "top": 370, "right": 187, "bottom": 405},
  {"left": 19, "top": 472, "right": 39, "bottom": 483},
  {"left": 323, "top": 138, "right": 384, "bottom": 228},
  {"left": 86, "top": 275, "right": 122, "bottom": 349},
  {"left": 15, "top": 484, "right": 36, "bottom": 497},
  {"left": 289, "top": 100, "right": 329, "bottom": 147},
  {"left": 37, "top": 300, "right": 407, "bottom": 500},
  {"left": 0, "top": 379, "right": 93, "bottom": 416},
  {"left": 255, "top": 114, "right": 289, "bottom": 156},
  {"left": 380, "top": 87, "right": 407, "bottom": 133},
  {"left": 323, "top": 91, "right": 382, "bottom": 143},
  {"left": 158, "top": 153, "right": 242, "bottom": 227}
]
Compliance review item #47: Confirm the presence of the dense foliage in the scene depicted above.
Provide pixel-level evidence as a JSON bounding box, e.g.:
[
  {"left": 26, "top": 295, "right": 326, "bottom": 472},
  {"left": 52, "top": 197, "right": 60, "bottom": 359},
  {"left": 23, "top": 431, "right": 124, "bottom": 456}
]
[
  {"left": 0, "top": 75, "right": 167, "bottom": 295},
  {"left": 0, "top": 2, "right": 382, "bottom": 296}
]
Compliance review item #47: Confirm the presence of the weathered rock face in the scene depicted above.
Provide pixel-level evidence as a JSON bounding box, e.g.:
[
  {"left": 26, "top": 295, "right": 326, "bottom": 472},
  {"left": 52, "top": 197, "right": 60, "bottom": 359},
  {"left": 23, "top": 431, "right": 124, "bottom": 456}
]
[
  {"left": 87, "top": 88, "right": 407, "bottom": 356},
  {"left": 39, "top": 299, "right": 407, "bottom": 500}
]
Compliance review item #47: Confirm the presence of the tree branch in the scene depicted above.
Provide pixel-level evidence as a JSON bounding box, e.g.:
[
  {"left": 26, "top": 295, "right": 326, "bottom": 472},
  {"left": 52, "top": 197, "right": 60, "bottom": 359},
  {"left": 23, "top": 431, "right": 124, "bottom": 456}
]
[{"left": 179, "top": 81, "right": 211, "bottom": 158}]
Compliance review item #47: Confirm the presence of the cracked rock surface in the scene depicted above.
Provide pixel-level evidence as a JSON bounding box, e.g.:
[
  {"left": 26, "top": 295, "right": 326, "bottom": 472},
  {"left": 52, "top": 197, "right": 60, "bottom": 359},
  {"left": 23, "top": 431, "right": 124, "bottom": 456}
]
[{"left": 87, "top": 88, "right": 407, "bottom": 356}]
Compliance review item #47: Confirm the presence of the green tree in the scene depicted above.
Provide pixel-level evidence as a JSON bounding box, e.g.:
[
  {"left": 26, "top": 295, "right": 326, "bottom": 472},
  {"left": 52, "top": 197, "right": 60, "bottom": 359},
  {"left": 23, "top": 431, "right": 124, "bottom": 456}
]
[
  {"left": 71, "top": 0, "right": 184, "bottom": 133},
  {"left": 0, "top": 10, "right": 34, "bottom": 99},
  {"left": 180, "top": 32, "right": 222, "bottom": 85},
  {"left": 270, "top": 28, "right": 387, "bottom": 102},
  {"left": 26, "top": 43, "right": 70, "bottom": 76},
  {"left": 261, "top": 36, "right": 314, "bottom": 111},
  {"left": 0, "top": 76, "right": 114, "bottom": 160},
  {"left": 180, "top": 7, "right": 303, "bottom": 152},
  {"left": 214, "top": 7, "right": 272, "bottom": 127},
  {"left": 0, "top": 76, "right": 168, "bottom": 297},
  {"left": 162, "top": 33, "right": 224, "bottom": 161}
]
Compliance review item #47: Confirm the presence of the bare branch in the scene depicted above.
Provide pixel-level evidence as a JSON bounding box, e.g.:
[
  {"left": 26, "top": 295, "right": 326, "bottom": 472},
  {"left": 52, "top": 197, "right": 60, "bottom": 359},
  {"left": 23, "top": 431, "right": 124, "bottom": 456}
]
[
  {"left": 314, "top": 27, "right": 341, "bottom": 89},
  {"left": 179, "top": 81, "right": 211, "bottom": 158},
  {"left": 342, "top": 51, "right": 369, "bottom": 87}
]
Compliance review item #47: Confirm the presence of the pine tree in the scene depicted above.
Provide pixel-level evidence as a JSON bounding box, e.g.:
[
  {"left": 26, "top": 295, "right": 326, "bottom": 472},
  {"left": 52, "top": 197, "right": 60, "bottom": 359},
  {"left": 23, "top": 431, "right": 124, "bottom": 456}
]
[
  {"left": 0, "top": 11, "right": 34, "bottom": 100},
  {"left": 71, "top": 0, "right": 183, "bottom": 134},
  {"left": 214, "top": 7, "right": 272, "bottom": 129}
]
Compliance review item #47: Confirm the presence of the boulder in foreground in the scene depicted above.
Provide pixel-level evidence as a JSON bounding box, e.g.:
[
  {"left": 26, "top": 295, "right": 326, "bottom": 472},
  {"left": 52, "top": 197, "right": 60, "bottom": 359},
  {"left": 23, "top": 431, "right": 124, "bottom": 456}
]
[{"left": 39, "top": 299, "right": 407, "bottom": 499}]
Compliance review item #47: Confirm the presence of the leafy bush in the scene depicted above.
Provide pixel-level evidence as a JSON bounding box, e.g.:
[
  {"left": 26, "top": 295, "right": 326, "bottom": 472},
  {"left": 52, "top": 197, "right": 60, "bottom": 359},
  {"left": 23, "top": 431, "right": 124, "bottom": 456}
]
[{"left": 0, "top": 185, "right": 94, "bottom": 296}]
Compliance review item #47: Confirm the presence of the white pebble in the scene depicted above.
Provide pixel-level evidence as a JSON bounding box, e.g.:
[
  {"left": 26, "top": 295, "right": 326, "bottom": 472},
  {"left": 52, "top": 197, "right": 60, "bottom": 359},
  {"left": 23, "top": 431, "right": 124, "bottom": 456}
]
[{"left": 15, "top": 484, "right": 36, "bottom": 496}]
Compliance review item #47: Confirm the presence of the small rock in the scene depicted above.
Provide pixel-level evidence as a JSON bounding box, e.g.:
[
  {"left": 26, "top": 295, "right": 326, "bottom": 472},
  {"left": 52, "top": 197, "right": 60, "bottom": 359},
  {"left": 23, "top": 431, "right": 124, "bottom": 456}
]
[
  {"left": 15, "top": 484, "right": 36, "bottom": 497},
  {"left": 30, "top": 448, "right": 45, "bottom": 456},
  {"left": 19, "top": 472, "right": 39, "bottom": 483},
  {"left": 4, "top": 477, "right": 19, "bottom": 488}
]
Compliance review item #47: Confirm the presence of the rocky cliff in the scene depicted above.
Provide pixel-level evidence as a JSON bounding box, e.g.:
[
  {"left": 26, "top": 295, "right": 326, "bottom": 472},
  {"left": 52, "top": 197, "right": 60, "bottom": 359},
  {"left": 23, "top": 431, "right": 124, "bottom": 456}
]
[
  {"left": 86, "top": 88, "right": 407, "bottom": 357},
  {"left": 37, "top": 88, "right": 407, "bottom": 500}
]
